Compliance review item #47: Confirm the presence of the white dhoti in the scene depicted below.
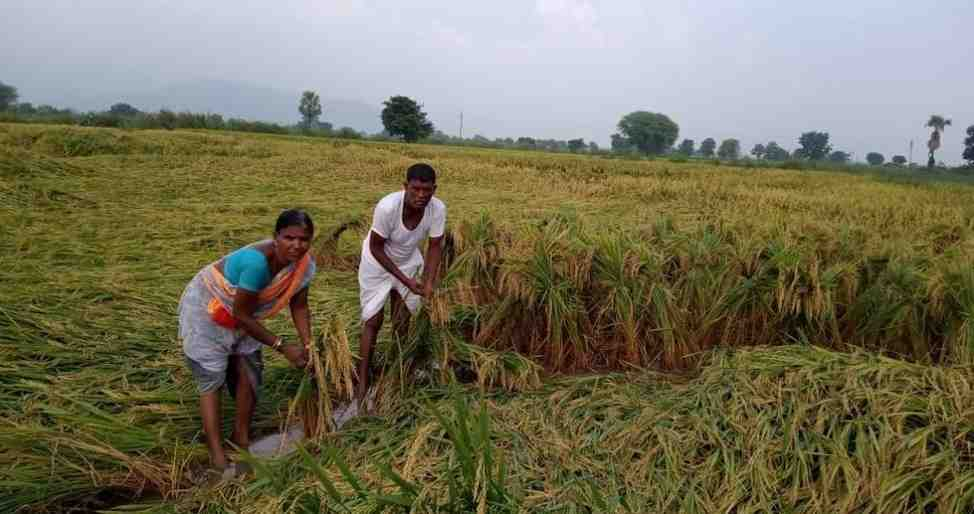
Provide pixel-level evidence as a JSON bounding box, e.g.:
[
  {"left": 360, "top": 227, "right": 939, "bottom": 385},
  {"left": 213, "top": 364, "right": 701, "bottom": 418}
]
[
  {"left": 358, "top": 191, "right": 446, "bottom": 321},
  {"left": 358, "top": 246, "right": 424, "bottom": 321}
]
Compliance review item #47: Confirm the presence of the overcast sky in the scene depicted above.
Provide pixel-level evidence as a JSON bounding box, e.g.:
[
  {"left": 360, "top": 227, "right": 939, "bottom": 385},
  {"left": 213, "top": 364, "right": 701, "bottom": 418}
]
[{"left": 3, "top": 0, "right": 972, "bottom": 163}]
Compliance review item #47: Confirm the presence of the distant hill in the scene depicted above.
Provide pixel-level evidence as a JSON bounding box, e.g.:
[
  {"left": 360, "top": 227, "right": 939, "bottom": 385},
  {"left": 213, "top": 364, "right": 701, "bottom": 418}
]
[
  {"left": 48, "top": 79, "right": 383, "bottom": 133},
  {"left": 18, "top": 78, "right": 560, "bottom": 144}
]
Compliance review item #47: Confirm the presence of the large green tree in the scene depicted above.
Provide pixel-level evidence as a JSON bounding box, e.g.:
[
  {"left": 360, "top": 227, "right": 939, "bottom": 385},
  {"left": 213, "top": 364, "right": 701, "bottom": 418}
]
[
  {"left": 828, "top": 151, "right": 851, "bottom": 163},
  {"left": 677, "top": 139, "right": 695, "bottom": 156},
  {"left": 764, "top": 141, "right": 790, "bottom": 161},
  {"left": 298, "top": 90, "right": 323, "bottom": 131},
  {"left": 866, "top": 152, "right": 885, "bottom": 166},
  {"left": 610, "top": 133, "right": 633, "bottom": 153},
  {"left": 615, "top": 111, "right": 679, "bottom": 155},
  {"left": 157, "top": 109, "right": 176, "bottom": 130},
  {"left": 717, "top": 138, "right": 740, "bottom": 159},
  {"left": 699, "top": 138, "right": 717, "bottom": 158},
  {"left": 963, "top": 125, "right": 974, "bottom": 166},
  {"left": 0, "top": 81, "right": 18, "bottom": 110},
  {"left": 109, "top": 103, "right": 140, "bottom": 117},
  {"left": 892, "top": 155, "right": 908, "bottom": 166},
  {"left": 751, "top": 143, "right": 766, "bottom": 159},
  {"left": 381, "top": 96, "right": 434, "bottom": 142},
  {"left": 795, "top": 131, "right": 832, "bottom": 160},
  {"left": 926, "top": 115, "right": 951, "bottom": 168}
]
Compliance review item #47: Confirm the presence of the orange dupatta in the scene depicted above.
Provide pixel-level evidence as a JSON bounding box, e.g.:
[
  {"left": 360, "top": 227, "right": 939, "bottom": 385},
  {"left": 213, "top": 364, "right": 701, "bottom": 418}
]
[{"left": 201, "top": 252, "right": 312, "bottom": 329}]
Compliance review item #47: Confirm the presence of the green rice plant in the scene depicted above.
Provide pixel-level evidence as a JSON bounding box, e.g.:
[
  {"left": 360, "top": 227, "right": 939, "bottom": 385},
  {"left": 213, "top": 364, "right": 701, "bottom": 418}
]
[
  {"left": 589, "top": 231, "right": 649, "bottom": 365},
  {"left": 937, "top": 265, "right": 974, "bottom": 364},
  {"left": 371, "top": 306, "right": 541, "bottom": 409},
  {"left": 442, "top": 211, "right": 503, "bottom": 305},
  {"left": 848, "top": 258, "right": 932, "bottom": 360},
  {"left": 282, "top": 393, "right": 515, "bottom": 513},
  {"left": 428, "top": 396, "right": 516, "bottom": 513},
  {"left": 432, "top": 209, "right": 974, "bottom": 373}
]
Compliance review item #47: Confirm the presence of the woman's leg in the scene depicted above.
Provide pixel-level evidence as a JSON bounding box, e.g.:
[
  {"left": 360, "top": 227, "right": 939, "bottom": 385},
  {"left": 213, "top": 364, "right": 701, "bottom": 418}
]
[
  {"left": 229, "top": 354, "right": 255, "bottom": 449},
  {"left": 199, "top": 390, "right": 227, "bottom": 468}
]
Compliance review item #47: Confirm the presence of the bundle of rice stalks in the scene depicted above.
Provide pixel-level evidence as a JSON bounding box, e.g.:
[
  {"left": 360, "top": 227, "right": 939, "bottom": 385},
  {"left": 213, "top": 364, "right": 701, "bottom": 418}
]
[
  {"left": 286, "top": 316, "right": 356, "bottom": 438},
  {"left": 370, "top": 307, "right": 542, "bottom": 411},
  {"left": 314, "top": 216, "right": 365, "bottom": 271}
]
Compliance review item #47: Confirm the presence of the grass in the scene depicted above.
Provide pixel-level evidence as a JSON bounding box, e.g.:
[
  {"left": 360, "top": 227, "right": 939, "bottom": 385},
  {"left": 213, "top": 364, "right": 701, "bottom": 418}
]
[{"left": 3, "top": 123, "right": 974, "bottom": 512}]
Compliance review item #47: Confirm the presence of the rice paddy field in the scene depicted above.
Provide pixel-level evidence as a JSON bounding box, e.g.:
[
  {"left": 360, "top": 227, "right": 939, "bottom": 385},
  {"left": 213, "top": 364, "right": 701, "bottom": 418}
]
[{"left": 3, "top": 123, "right": 974, "bottom": 513}]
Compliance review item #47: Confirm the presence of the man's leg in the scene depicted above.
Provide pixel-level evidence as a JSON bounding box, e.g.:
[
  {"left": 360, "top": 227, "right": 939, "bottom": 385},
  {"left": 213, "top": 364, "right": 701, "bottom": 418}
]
[
  {"left": 389, "top": 289, "right": 410, "bottom": 343},
  {"left": 356, "top": 308, "right": 384, "bottom": 404},
  {"left": 228, "top": 354, "right": 255, "bottom": 449},
  {"left": 199, "top": 390, "right": 227, "bottom": 469}
]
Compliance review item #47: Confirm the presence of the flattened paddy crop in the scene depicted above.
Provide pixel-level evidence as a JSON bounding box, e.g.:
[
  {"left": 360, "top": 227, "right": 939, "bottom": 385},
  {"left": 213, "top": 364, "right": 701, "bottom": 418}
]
[{"left": 3, "top": 123, "right": 974, "bottom": 512}]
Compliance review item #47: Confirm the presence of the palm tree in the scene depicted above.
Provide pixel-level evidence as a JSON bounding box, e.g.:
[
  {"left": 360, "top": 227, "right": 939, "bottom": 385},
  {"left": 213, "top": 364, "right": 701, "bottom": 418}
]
[{"left": 926, "top": 115, "right": 952, "bottom": 168}]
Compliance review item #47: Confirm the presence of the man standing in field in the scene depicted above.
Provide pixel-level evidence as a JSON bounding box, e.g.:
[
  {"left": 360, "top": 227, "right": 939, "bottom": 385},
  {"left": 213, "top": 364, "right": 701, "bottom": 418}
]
[{"left": 351, "top": 163, "right": 446, "bottom": 415}]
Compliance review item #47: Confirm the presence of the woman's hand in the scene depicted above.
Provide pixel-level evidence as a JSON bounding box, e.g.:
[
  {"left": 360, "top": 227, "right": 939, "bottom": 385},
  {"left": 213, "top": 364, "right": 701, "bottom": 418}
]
[{"left": 280, "top": 343, "right": 308, "bottom": 369}]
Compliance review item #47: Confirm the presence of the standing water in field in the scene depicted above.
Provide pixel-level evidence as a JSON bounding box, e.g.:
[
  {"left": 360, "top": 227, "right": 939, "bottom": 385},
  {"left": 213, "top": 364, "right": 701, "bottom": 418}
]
[
  {"left": 330, "top": 388, "right": 376, "bottom": 430},
  {"left": 248, "top": 425, "right": 305, "bottom": 458},
  {"left": 248, "top": 386, "right": 376, "bottom": 458}
]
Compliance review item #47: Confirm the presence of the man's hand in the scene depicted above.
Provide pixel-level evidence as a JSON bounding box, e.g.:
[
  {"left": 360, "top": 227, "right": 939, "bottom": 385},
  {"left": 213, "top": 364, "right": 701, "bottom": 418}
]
[
  {"left": 280, "top": 344, "right": 308, "bottom": 369},
  {"left": 422, "top": 281, "right": 434, "bottom": 299},
  {"left": 402, "top": 277, "right": 425, "bottom": 297}
]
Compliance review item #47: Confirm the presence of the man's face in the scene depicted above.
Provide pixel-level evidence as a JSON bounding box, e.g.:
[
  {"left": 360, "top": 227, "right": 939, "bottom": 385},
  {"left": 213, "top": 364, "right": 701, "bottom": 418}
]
[{"left": 404, "top": 179, "right": 436, "bottom": 210}]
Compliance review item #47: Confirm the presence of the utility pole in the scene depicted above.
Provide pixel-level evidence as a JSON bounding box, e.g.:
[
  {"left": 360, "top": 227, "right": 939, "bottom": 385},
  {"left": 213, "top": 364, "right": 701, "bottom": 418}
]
[
  {"left": 909, "top": 139, "right": 914, "bottom": 166},
  {"left": 459, "top": 111, "right": 463, "bottom": 140}
]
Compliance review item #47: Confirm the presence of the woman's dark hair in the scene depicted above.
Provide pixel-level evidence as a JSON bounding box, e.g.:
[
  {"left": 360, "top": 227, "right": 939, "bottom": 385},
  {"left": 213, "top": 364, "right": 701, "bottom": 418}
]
[
  {"left": 406, "top": 163, "right": 436, "bottom": 183},
  {"left": 275, "top": 209, "right": 314, "bottom": 235}
]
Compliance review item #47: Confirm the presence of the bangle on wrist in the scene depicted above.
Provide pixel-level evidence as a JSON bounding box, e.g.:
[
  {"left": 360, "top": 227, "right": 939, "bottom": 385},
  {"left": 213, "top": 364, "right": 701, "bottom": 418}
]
[{"left": 272, "top": 337, "right": 284, "bottom": 351}]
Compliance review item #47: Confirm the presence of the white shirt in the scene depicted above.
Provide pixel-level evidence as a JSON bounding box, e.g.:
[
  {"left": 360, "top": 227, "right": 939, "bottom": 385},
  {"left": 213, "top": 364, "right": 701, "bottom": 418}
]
[{"left": 361, "top": 191, "right": 446, "bottom": 269}]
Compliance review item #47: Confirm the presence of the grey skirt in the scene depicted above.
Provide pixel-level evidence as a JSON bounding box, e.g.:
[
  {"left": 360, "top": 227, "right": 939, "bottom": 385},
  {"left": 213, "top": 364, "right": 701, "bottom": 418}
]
[
  {"left": 179, "top": 268, "right": 264, "bottom": 398},
  {"left": 184, "top": 352, "right": 263, "bottom": 399}
]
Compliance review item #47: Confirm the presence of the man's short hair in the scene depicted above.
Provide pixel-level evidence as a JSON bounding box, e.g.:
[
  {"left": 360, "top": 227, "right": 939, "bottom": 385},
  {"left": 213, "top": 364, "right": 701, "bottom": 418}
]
[{"left": 406, "top": 163, "right": 436, "bottom": 183}]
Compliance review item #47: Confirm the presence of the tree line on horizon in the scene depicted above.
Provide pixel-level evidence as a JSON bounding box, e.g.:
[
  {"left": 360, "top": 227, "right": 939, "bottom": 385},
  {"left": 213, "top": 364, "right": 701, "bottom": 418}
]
[
  {"left": 2, "top": 80, "right": 972, "bottom": 169},
  {"left": 608, "top": 110, "right": 966, "bottom": 169}
]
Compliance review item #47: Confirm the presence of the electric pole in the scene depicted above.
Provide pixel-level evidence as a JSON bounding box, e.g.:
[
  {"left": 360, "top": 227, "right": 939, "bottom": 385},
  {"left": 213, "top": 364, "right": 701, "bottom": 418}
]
[{"left": 459, "top": 111, "right": 463, "bottom": 139}]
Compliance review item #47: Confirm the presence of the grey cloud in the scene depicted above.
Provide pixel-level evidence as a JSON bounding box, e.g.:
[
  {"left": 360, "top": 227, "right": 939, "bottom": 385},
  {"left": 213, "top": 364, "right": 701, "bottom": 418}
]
[{"left": 2, "top": 0, "right": 972, "bottom": 162}]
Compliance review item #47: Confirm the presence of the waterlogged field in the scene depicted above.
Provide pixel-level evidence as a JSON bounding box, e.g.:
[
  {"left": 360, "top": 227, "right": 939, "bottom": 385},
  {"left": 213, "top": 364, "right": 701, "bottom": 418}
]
[{"left": 3, "top": 123, "right": 974, "bottom": 512}]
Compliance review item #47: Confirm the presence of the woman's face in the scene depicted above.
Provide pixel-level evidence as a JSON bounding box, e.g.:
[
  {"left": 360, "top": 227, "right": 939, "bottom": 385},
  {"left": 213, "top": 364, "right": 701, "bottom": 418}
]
[{"left": 275, "top": 225, "right": 312, "bottom": 263}]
